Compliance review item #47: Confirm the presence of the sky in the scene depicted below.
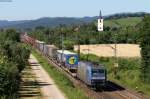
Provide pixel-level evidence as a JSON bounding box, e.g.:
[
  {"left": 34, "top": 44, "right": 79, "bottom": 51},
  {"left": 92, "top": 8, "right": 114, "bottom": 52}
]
[{"left": 0, "top": 0, "right": 150, "bottom": 21}]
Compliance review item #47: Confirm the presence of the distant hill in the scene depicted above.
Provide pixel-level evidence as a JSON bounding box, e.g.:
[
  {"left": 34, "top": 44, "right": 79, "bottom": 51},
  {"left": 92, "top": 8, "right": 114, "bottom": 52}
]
[
  {"left": 0, "top": 20, "right": 29, "bottom": 27},
  {"left": 0, "top": 12, "right": 149, "bottom": 30},
  {"left": 0, "top": 17, "right": 97, "bottom": 29},
  {"left": 104, "top": 12, "right": 149, "bottom": 19}
]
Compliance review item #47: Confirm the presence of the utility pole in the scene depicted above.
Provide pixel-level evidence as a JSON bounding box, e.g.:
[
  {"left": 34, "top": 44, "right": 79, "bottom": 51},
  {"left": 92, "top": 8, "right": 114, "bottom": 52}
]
[
  {"left": 87, "top": 45, "right": 89, "bottom": 61},
  {"left": 61, "top": 30, "right": 64, "bottom": 63},
  {"left": 83, "top": 48, "right": 90, "bottom": 61},
  {"left": 74, "top": 26, "right": 80, "bottom": 61},
  {"left": 114, "top": 33, "right": 117, "bottom": 61},
  {"left": 114, "top": 33, "right": 118, "bottom": 75},
  {"left": 60, "top": 26, "right": 64, "bottom": 64},
  {"left": 61, "top": 32, "right": 64, "bottom": 52},
  {"left": 48, "top": 30, "right": 51, "bottom": 44}
]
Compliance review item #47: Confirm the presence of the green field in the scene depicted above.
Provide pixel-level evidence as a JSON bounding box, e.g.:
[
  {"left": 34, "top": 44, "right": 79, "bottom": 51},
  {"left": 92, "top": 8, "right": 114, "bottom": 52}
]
[{"left": 104, "top": 17, "right": 142, "bottom": 27}]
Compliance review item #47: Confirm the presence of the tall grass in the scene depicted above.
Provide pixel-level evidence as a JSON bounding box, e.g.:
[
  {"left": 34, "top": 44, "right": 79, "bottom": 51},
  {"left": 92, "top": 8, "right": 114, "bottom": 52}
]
[{"left": 80, "top": 53, "right": 150, "bottom": 96}]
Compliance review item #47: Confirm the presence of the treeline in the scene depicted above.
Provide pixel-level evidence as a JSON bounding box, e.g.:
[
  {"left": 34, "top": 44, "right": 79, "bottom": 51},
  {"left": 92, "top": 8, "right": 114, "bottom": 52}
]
[
  {"left": 0, "top": 29, "right": 30, "bottom": 98},
  {"left": 140, "top": 16, "right": 150, "bottom": 83},
  {"left": 105, "top": 12, "right": 149, "bottom": 20},
  {"left": 29, "top": 21, "right": 141, "bottom": 49}
]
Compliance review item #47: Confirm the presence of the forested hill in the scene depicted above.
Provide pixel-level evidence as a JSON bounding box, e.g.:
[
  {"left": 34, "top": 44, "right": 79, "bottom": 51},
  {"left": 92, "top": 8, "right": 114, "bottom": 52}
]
[
  {"left": 0, "top": 12, "right": 149, "bottom": 29},
  {"left": 104, "top": 12, "right": 149, "bottom": 19}
]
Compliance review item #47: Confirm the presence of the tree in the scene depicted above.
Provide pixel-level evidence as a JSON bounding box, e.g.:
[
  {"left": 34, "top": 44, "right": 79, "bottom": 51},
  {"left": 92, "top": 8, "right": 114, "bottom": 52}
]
[
  {"left": 64, "top": 40, "right": 75, "bottom": 50},
  {"left": 140, "top": 15, "right": 150, "bottom": 83},
  {"left": 5, "top": 29, "right": 20, "bottom": 42},
  {"left": 0, "top": 29, "right": 31, "bottom": 98}
]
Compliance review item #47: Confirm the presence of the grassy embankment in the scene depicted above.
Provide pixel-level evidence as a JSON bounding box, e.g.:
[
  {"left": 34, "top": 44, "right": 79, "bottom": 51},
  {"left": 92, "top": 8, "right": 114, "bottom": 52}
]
[
  {"left": 32, "top": 49, "right": 88, "bottom": 99},
  {"left": 80, "top": 53, "right": 150, "bottom": 97}
]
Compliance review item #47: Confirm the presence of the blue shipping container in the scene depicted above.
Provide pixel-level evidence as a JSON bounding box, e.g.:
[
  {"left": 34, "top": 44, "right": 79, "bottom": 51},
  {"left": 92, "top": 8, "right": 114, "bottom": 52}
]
[{"left": 56, "top": 50, "right": 78, "bottom": 69}]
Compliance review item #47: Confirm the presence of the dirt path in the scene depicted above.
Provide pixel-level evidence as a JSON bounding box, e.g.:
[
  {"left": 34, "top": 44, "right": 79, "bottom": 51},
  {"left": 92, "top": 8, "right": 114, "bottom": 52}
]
[{"left": 28, "top": 54, "right": 67, "bottom": 99}]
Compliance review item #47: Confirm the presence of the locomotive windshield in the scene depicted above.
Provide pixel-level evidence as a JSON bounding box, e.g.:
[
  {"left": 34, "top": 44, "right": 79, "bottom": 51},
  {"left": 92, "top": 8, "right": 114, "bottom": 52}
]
[{"left": 92, "top": 69, "right": 105, "bottom": 77}]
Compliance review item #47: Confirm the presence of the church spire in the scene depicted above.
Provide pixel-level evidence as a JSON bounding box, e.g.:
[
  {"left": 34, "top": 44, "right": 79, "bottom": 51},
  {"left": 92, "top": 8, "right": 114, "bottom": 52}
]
[
  {"left": 99, "top": 10, "right": 102, "bottom": 19},
  {"left": 97, "top": 10, "right": 103, "bottom": 32}
]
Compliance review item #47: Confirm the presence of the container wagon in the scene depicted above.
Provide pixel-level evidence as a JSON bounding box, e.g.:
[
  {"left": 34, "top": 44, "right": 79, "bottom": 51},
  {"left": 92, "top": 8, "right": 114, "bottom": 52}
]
[
  {"left": 77, "top": 61, "right": 107, "bottom": 88},
  {"left": 35, "top": 40, "right": 45, "bottom": 52},
  {"left": 35, "top": 40, "right": 41, "bottom": 50},
  {"left": 56, "top": 50, "right": 78, "bottom": 70},
  {"left": 43, "top": 45, "right": 58, "bottom": 59}
]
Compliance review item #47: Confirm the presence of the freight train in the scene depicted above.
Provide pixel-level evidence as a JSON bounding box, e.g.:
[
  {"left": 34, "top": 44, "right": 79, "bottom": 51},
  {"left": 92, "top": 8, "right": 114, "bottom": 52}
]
[{"left": 21, "top": 34, "right": 107, "bottom": 88}]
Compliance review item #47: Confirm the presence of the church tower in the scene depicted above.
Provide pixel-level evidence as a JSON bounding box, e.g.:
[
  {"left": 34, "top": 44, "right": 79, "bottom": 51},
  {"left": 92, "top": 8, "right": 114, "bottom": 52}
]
[{"left": 97, "top": 10, "right": 103, "bottom": 31}]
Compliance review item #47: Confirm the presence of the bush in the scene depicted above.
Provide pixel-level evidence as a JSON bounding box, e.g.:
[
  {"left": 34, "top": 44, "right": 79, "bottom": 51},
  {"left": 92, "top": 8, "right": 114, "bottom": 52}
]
[
  {"left": 0, "top": 29, "right": 31, "bottom": 98},
  {"left": 0, "top": 57, "right": 19, "bottom": 96},
  {"left": 64, "top": 40, "right": 75, "bottom": 50}
]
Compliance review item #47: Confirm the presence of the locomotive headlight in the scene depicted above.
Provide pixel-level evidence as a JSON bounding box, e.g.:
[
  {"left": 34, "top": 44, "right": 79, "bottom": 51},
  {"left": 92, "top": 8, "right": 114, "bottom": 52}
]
[{"left": 91, "top": 80, "right": 94, "bottom": 83}]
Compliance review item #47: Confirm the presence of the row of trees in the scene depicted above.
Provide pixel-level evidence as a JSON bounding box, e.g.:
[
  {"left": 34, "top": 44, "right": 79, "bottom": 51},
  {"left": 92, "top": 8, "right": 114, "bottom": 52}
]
[
  {"left": 0, "top": 29, "right": 30, "bottom": 98},
  {"left": 140, "top": 16, "right": 150, "bottom": 83},
  {"left": 29, "top": 21, "right": 141, "bottom": 49}
]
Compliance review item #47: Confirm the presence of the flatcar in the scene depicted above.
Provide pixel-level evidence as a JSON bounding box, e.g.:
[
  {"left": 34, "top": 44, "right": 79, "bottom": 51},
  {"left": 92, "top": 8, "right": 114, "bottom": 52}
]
[{"left": 77, "top": 61, "right": 107, "bottom": 88}]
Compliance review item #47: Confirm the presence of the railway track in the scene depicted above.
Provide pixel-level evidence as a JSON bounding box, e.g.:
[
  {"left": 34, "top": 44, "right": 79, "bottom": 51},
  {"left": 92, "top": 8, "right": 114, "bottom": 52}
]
[
  {"left": 36, "top": 49, "right": 145, "bottom": 99},
  {"left": 103, "top": 82, "right": 143, "bottom": 99}
]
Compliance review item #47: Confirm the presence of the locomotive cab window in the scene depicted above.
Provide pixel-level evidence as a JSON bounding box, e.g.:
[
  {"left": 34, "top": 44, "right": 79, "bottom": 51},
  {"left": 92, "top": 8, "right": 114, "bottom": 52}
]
[{"left": 92, "top": 69, "right": 105, "bottom": 77}]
